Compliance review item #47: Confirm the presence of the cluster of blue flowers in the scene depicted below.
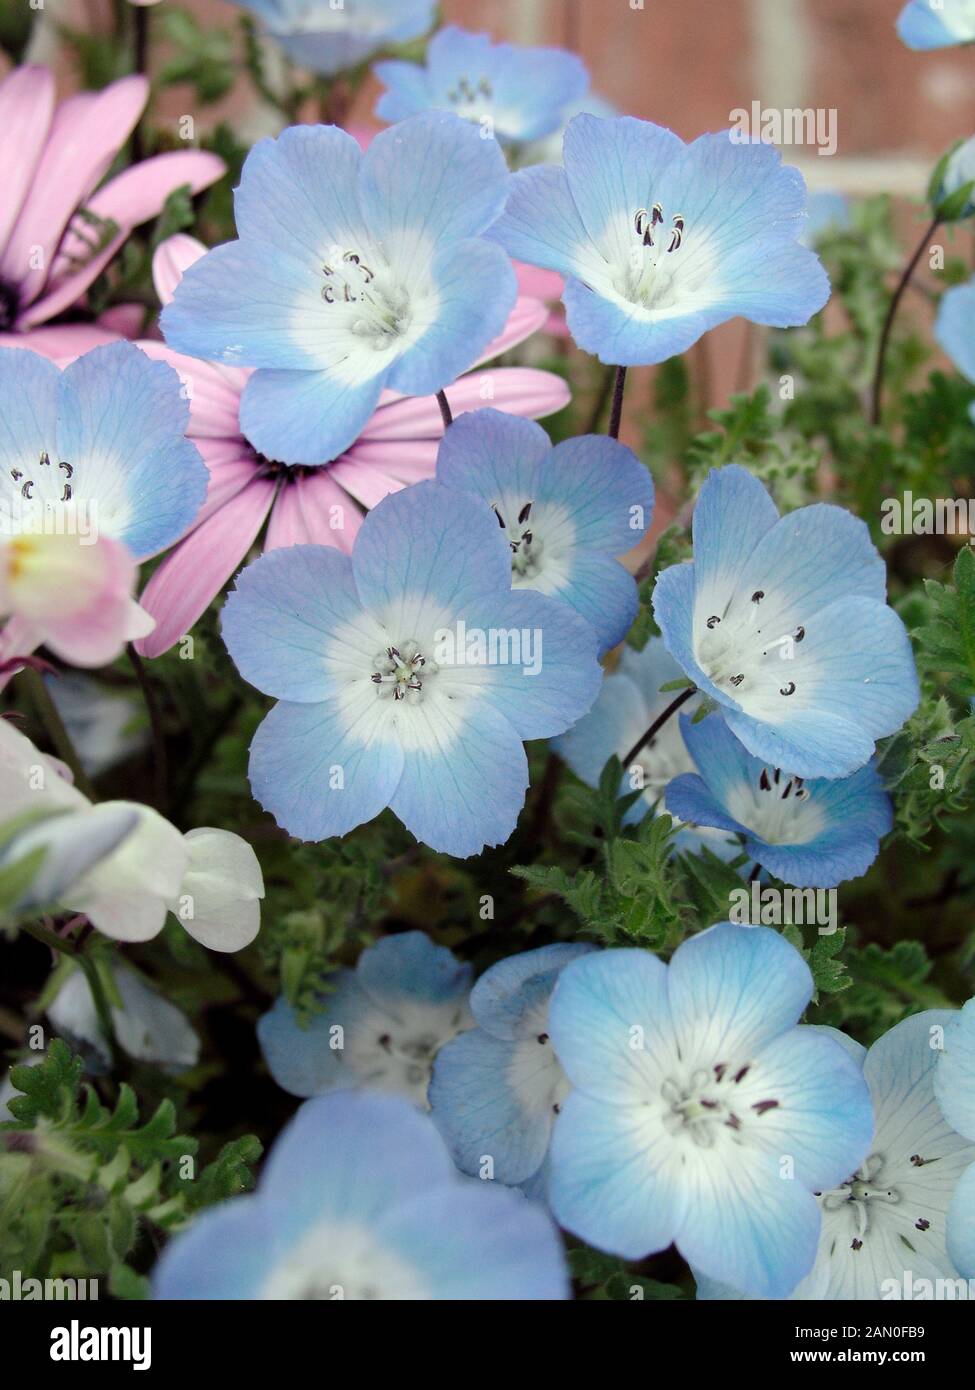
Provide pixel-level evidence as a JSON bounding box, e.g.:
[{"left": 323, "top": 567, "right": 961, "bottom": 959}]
[{"left": 5, "top": 2, "right": 967, "bottom": 1305}]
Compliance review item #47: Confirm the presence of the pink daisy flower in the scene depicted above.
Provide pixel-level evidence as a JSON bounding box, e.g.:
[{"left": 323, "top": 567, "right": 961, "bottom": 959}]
[
  {"left": 134, "top": 235, "right": 572, "bottom": 658},
  {"left": 0, "top": 66, "right": 223, "bottom": 342}
]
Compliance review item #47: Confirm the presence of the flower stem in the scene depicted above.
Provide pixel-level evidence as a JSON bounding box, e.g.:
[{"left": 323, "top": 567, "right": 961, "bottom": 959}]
[
  {"left": 127, "top": 646, "right": 168, "bottom": 814},
  {"left": 870, "top": 215, "right": 940, "bottom": 425},
  {"left": 21, "top": 920, "right": 121, "bottom": 1066},
  {"left": 436, "top": 389, "right": 453, "bottom": 431},
  {"left": 622, "top": 684, "right": 697, "bottom": 769},
  {"left": 607, "top": 365, "right": 628, "bottom": 440},
  {"left": 21, "top": 668, "right": 96, "bottom": 801}
]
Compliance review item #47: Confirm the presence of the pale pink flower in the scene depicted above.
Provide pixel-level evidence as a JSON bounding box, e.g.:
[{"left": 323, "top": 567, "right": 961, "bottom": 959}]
[
  {"left": 135, "top": 235, "right": 572, "bottom": 657},
  {"left": 0, "top": 531, "right": 153, "bottom": 669},
  {"left": 0, "top": 66, "right": 223, "bottom": 340}
]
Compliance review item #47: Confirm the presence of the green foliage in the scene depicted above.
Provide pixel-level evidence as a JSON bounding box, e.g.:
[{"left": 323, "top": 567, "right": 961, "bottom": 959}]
[
  {"left": 917, "top": 547, "right": 975, "bottom": 697},
  {"left": 159, "top": 9, "right": 236, "bottom": 104},
  {"left": 569, "top": 1246, "right": 687, "bottom": 1300},
  {"left": 0, "top": 1041, "right": 260, "bottom": 1293}
]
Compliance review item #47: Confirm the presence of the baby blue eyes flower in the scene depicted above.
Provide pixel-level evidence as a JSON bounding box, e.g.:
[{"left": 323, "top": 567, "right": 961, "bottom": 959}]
[
  {"left": 935, "top": 277, "right": 975, "bottom": 423},
  {"left": 898, "top": 0, "right": 975, "bottom": 50},
  {"left": 0, "top": 342, "right": 207, "bottom": 560},
  {"left": 221, "top": 480, "right": 602, "bottom": 858},
  {"left": 429, "top": 942, "right": 595, "bottom": 1188},
  {"left": 935, "top": 998, "right": 975, "bottom": 1279},
  {"left": 258, "top": 931, "right": 472, "bottom": 1106},
  {"left": 375, "top": 25, "right": 589, "bottom": 145},
  {"left": 665, "top": 713, "right": 892, "bottom": 888},
  {"left": 235, "top": 0, "right": 436, "bottom": 78},
  {"left": 652, "top": 464, "right": 920, "bottom": 779},
  {"left": 697, "top": 1010, "right": 975, "bottom": 1300},
  {"left": 153, "top": 1089, "right": 569, "bottom": 1299},
  {"left": 435, "top": 408, "right": 653, "bottom": 654},
  {"left": 545, "top": 923, "right": 874, "bottom": 1299},
  {"left": 161, "top": 113, "right": 516, "bottom": 466},
  {"left": 488, "top": 114, "right": 830, "bottom": 366}
]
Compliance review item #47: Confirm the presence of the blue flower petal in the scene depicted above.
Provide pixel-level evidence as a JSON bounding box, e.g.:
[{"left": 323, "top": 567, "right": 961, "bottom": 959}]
[
  {"left": 0, "top": 349, "right": 59, "bottom": 507},
  {"left": 552, "top": 548, "right": 639, "bottom": 653},
  {"left": 257, "top": 980, "right": 361, "bottom": 1098},
  {"left": 935, "top": 998, "right": 975, "bottom": 1141},
  {"left": 240, "top": 365, "right": 386, "bottom": 468},
  {"left": 935, "top": 280, "right": 975, "bottom": 384},
  {"left": 897, "top": 0, "right": 974, "bottom": 49},
  {"left": 470, "top": 942, "right": 596, "bottom": 1038},
  {"left": 541, "top": 435, "right": 654, "bottom": 553},
  {"left": 666, "top": 923, "right": 813, "bottom": 1059},
  {"left": 248, "top": 698, "right": 405, "bottom": 842},
  {"left": 487, "top": 165, "right": 598, "bottom": 281},
  {"left": 222, "top": 545, "right": 366, "bottom": 703},
  {"left": 947, "top": 1163, "right": 975, "bottom": 1279},
  {"left": 153, "top": 1195, "right": 276, "bottom": 1299},
  {"left": 665, "top": 772, "right": 747, "bottom": 836},
  {"left": 356, "top": 930, "right": 472, "bottom": 1007},
  {"left": 56, "top": 343, "right": 207, "bottom": 560},
  {"left": 436, "top": 408, "right": 551, "bottom": 504}
]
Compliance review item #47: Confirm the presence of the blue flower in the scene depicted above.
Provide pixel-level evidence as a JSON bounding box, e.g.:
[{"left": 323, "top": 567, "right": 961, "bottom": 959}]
[
  {"left": 935, "top": 997, "right": 975, "bottom": 1280},
  {"left": 235, "top": 0, "right": 436, "bottom": 78},
  {"left": 488, "top": 114, "right": 830, "bottom": 366},
  {"left": 545, "top": 923, "right": 874, "bottom": 1298},
  {"left": 161, "top": 114, "right": 516, "bottom": 465},
  {"left": 898, "top": 0, "right": 975, "bottom": 50},
  {"left": 935, "top": 277, "right": 975, "bottom": 423},
  {"left": 429, "top": 942, "right": 595, "bottom": 1188},
  {"left": 435, "top": 408, "right": 652, "bottom": 654},
  {"left": 153, "top": 1089, "right": 569, "bottom": 1299},
  {"left": 258, "top": 931, "right": 472, "bottom": 1105},
  {"left": 697, "top": 1011, "right": 975, "bottom": 1300},
  {"left": 221, "top": 480, "right": 602, "bottom": 857},
  {"left": 0, "top": 342, "right": 207, "bottom": 560},
  {"left": 552, "top": 636, "right": 741, "bottom": 856},
  {"left": 665, "top": 713, "right": 892, "bottom": 887},
  {"left": 652, "top": 465, "right": 919, "bottom": 778},
  {"left": 375, "top": 25, "right": 588, "bottom": 145}
]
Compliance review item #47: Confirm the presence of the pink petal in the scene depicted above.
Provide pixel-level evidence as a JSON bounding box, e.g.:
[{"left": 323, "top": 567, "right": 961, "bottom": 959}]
[
  {"left": 152, "top": 233, "right": 207, "bottom": 306},
  {"left": 342, "top": 439, "right": 439, "bottom": 486},
  {"left": 0, "top": 616, "right": 41, "bottom": 693},
  {"left": 295, "top": 472, "right": 361, "bottom": 554},
  {"left": 0, "top": 323, "right": 122, "bottom": 361},
  {"left": 263, "top": 482, "right": 311, "bottom": 550},
  {"left": 2, "top": 75, "right": 148, "bottom": 306},
  {"left": 136, "top": 479, "right": 276, "bottom": 658},
  {"left": 97, "top": 302, "right": 145, "bottom": 338},
  {"left": 192, "top": 446, "right": 262, "bottom": 524},
  {"left": 469, "top": 296, "right": 547, "bottom": 367},
  {"left": 0, "top": 66, "right": 55, "bottom": 258},
  {"left": 135, "top": 339, "right": 248, "bottom": 437},
  {"left": 361, "top": 367, "right": 571, "bottom": 440},
  {"left": 346, "top": 124, "right": 379, "bottom": 152},
  {"left": 514, "top": 260, "right": 564, "bottom": 302},
  {"left": 23, "top": 150, "right": 225, "bottom": 329},
  {"left": 327, "top": 458, "right": 407, "bottom": 510}
]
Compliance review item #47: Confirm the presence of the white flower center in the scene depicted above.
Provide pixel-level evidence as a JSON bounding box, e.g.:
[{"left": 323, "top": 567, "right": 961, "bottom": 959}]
[
  {"left": 659, "top": 1061, "right": 781, "bottom": 1149},
  {"left": 818, "top": 1152, "right": 910, "bottom": 1251},
  {"left": 321, "top": 249, "right": 412, "bottom": 350},
  {"left": 694, "top": 588, "right": 809, "bottom": 714},
  {"left": 446, "top": 73, "right": 494, "bottom": 122},
  {"left": 490, "top": 499, "right": 547, "bottom": 582},
  {"left": 262, "top": 1219, "right": 429, "bottom": 1300},
  {"left": 723, "top": 765, "right": 827, "bottom": 845},
  {"left": 611, "top": 204, "right": 688, "bottom": 311},
  {"left": 7, "top": 449, "right": 74, "bottom": 505},
  {"left": 371, "top": 640, "right": 439, "bottom": 704}
]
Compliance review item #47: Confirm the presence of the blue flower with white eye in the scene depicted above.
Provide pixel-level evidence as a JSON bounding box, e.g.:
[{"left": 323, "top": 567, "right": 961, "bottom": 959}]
[
  {"left": 487, "top": 114, "right": 830, "bottom": 366},
  {"left": 161, "top": 114, "right": 515, "bottom": 466},
  {"left": 652, "top": 465, "right": 919, "bottom": 779},
  {"left": 153, "top": 1089, "right": 569, "bottom": 1300},
  {"left": 258, "top": 931, "right": 472, "bottom": 1106},
  {"left": 545, "top": 923, "right": 874, "bottom": 1299},
  {"left": 935, "top": 278, "right": 975, "bottom": 424},
  {"left": 375, "top": 26, "right": 588, "bottom": 145},
  {"left": 234, "top": 0, "right": 436, "bottom": 78},
  {"left": 665, "top": 713, "right": 892, "bottom": 887},
  {"left": 552, "top": 636, "right": 741, "bottom": 856},
  {"left": 221, "top": 480, "right": 602, "bottom": 858},
  {"left": 697, "top": 1011, "right": 975, "bottom": 1300},
  {"left": 429, "top": 942, "right": 595, "bottom": 1190},
  {"left": 0, "top": 343, "right": 206, "bottom": 559},
  {"left": 898, "top": 0, "right": 975, "bottom": 50},
  {"left": 435, "top": 409, "right": 653, "bottom": 654},
  {"left": 935, "top": 998, "right": 975, "bottom": 1280}
]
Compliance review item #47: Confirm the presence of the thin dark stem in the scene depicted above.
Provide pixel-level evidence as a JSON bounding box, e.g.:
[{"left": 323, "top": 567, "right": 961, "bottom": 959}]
[
  {"left": 870, "top": 215, "right": 940, "bottom": 425},
  {"left": 127, "top": 646, "right": 168, "bottom": 813},
  {"left": 130, "top": 4, "right": 150, "bottom": 162},
  {"left": 20, "top": 922, "right": 120, "bottom": 1064},
  {"left": 622, "top": 685, "right": 697, "bottom": 769},
  {"left": 749, "top": 861, "right": 762, "bottom": 883},
  {"left": 526, "top": 751, "right": 564, "bottom": 847},
  {"left": 21, "top": 668, "right": 96, "bottom": 801},
  {"left": 607, "top": 365, "right": 628, "bottom": 440},
  {"left": 436, "top": 389, "right": 453, "bottom": 431}
]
